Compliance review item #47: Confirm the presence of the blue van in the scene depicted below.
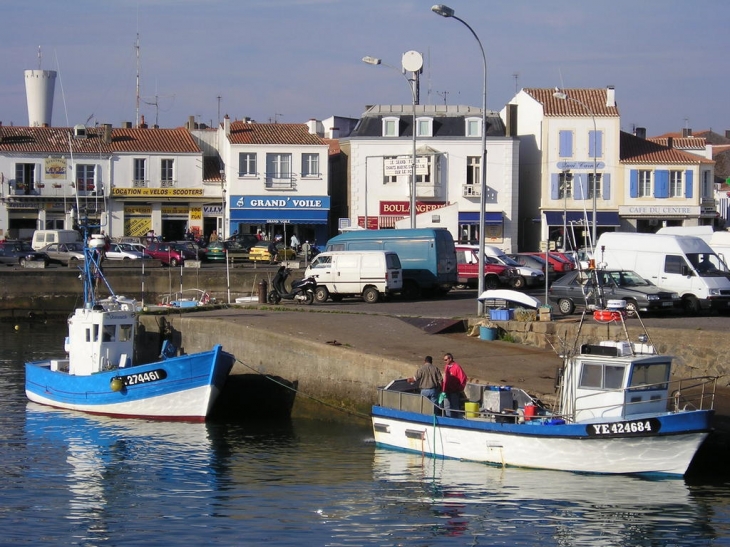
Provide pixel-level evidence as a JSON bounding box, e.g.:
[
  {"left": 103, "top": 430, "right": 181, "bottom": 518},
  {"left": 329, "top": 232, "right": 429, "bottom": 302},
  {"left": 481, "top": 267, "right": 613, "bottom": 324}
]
[{"left": 325, "top": 229, "right": 456, "bottom": 298}]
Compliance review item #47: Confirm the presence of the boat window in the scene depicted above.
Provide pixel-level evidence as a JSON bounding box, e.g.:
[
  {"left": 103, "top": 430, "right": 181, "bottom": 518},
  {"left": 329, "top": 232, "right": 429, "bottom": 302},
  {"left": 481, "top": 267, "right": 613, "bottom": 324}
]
[
  {"left": 604, "top": 365, "right": 625, "bottom": 389},
  {"left": 629, "top": 363, "right": 670, "bottom": 390},
  {"left": 102, "top": 325, "right": 115, "bottom": 342},
  {"left": 85, "top": 328, "right": 91, "bottom": 343},
  {"left": 579, "top": 363, "right": 602, "bottom": 388},
  {"left": 119, "top": 324, "right": 133, "bottom": 342},
  {"left": 93, "top": 324, "right": 99, "bottom": 342}
]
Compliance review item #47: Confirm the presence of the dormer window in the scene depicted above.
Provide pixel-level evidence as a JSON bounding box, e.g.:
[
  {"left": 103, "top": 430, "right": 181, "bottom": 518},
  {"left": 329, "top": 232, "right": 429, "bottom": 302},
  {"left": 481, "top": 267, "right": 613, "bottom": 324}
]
[
  {"left": 382, "top": 117, "right": 399, "bottom": 137},
  {"left": 465, "top": 117, "right": 481, "bottom": 138},
  {"left": 416, "top": 117, "right": 433, "bottom": 137},
  {"left": 73, "top": 124, "right": 87, "bottom": 139}
]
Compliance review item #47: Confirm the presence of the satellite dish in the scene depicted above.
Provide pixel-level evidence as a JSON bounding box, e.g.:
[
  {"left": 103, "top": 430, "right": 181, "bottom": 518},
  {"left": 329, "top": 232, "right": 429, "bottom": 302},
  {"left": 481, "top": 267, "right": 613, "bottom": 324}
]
[{"left": 402, "top": 50, "right": 423, "bottom": 73}]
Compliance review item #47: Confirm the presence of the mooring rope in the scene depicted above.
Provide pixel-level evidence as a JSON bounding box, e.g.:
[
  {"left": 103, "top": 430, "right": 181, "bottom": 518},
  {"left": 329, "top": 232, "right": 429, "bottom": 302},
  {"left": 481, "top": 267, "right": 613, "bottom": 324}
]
[{"left": 234, "top": 357, "right": 371, "bottom": 420}]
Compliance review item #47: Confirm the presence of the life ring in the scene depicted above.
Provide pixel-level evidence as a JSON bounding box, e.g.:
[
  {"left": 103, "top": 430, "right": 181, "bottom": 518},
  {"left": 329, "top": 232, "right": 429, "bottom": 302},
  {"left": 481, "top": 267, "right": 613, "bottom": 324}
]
[{"left": 593, "top": 309, "right": 625, "bottom": 323}]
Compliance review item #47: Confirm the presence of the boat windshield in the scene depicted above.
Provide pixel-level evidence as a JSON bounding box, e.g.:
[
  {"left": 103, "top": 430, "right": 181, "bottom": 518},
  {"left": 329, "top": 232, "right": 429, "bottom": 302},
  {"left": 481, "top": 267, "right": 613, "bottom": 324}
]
[{"left": 628, "top": 362, "right": 670, "bottom": 390}]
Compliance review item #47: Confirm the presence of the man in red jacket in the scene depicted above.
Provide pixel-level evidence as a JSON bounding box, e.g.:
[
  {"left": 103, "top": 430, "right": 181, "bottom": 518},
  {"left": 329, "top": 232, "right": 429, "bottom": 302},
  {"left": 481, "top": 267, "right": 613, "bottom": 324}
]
[{"left": 441, "top": 353, "right": 467, "bottom": 417}]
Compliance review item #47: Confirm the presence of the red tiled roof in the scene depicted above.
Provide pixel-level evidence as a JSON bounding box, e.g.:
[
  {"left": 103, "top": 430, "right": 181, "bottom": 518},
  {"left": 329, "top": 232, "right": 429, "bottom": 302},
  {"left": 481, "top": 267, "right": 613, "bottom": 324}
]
[
  {"left": 648, "top": 136, "right": 706, "bottom": 149},
  {"left": 523, "top": 88, "right": 620, "bottom": 118},
  {"left": 322, "top": 138, "right": 340, "bottom": 156},
  {"left": 620, "top": 131, "right": 714, "bottom": 164},
  {"left": 0, "top": 125, "right": 200, "bottom": 154},
  {"left": 227, "top": 121, "right": 325, "bottom": 146}
]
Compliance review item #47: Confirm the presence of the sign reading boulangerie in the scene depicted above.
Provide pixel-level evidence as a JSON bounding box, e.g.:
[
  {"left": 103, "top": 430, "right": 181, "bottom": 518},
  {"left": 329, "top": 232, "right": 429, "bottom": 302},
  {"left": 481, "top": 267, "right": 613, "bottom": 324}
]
[{"left": 379, "top": 201, "right": 446, "bottom": 215}]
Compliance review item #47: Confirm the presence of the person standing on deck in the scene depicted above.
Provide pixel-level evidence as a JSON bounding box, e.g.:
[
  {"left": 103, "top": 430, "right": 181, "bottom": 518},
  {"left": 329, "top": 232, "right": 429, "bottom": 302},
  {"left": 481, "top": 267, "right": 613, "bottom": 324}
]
[{"left": 441, "top": 353, "right": 467, "bottom": 417}]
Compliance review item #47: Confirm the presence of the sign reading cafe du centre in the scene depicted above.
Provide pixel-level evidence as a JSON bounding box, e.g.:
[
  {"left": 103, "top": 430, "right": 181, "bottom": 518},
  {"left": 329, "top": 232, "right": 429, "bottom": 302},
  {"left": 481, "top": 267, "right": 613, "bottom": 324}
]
[{"left": 229, "top": 195, "right": 331, "bottom": 225}]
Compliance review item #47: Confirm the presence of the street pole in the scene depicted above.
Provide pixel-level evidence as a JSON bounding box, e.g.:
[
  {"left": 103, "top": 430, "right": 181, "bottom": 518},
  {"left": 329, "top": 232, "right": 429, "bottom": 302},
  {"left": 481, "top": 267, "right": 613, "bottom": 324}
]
[{"left": 432, "top": 4, "right": 488, "bottom": 316}]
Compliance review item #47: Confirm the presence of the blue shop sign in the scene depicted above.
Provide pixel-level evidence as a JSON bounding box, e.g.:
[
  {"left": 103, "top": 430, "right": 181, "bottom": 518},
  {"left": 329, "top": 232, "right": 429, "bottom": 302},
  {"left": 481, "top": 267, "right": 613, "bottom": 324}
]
[{"left": 229, "top": 195, "right": 330, "bottom": 224}]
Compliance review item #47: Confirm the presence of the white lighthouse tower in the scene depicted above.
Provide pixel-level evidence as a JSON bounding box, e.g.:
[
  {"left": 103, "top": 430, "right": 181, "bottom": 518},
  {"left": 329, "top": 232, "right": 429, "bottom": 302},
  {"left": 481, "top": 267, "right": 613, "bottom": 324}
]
[{"left": 25, "top": 68, "right": 56, "bottom": 126}]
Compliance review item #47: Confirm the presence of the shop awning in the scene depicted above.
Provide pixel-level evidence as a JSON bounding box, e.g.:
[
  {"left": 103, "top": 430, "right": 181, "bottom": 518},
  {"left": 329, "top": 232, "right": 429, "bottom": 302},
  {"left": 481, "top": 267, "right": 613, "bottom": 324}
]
[
  {"left": 458, "top": 212, "right": 503, "bottom": 225},
  {"left": 544, "top": 211, "right": 620, "bottom": 226},
  {"left": 229, "top": 209, "right": 328, "bottom": 224}
]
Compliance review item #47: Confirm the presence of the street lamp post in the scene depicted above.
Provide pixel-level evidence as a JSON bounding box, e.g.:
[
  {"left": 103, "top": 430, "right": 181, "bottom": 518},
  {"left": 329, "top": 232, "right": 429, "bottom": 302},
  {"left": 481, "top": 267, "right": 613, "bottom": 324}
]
[
  {"left": 363, "top": 53, "right": 422, "bottom": 229},
  {"left": 553, "top": 90, "right": 598, "bottom": 250},
  {"left": 432, "top": 4, "right": 488, "bottom": 316}
]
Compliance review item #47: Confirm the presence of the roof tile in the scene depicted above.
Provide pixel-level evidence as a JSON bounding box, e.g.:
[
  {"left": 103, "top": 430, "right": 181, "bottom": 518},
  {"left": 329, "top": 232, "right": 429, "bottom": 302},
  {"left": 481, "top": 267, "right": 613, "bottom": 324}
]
[{"left": 523, "top": 88, "right": 620, "bottom": 118}]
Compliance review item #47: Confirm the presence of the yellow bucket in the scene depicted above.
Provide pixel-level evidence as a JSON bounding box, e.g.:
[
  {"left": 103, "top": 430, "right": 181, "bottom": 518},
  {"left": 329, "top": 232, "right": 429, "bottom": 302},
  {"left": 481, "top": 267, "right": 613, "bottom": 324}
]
[{"left": 464, "top": 402, "right": 480, "bottom": 419}]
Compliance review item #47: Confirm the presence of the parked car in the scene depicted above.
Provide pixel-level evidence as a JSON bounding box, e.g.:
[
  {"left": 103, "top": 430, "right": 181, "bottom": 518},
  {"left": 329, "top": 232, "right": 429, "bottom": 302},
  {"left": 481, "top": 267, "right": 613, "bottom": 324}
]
[
  {"left": 121, "top": 242, "right": 150, "bottom": 256},
  {"left": 0, "top": 241, "right": 49, "bottom": 267},
  {"left": 227, "top": 234, "right": 259, "bottom": 253},
  {"left": 105, "top": 243, "right": 145, "bottom": 260},
  {"left": 207, "top": 239, "right": 251, "bottom": 262},
  {"left": 548, "top": 269, "right": 680, "bottom": 316},
  {"left": 40, "top": 242, "right": 85, "bottom": 265},
  {"left": 455, "top": 244, "right": 517, "bottom": 290},
  {"left": 249, "top": 241, "right": 296, "bottom": 263},
  {"left": 507, "top": 253, "right": 555, "bottom": 282},
  {"left": 170, "top": 240, "right": 207, "bottom": 261},
  {"left": 145, "top": 241, "right": 196, "bottom": 266},
  {"left": 525, "top": 251, "right": 575, "bottom": 275}
]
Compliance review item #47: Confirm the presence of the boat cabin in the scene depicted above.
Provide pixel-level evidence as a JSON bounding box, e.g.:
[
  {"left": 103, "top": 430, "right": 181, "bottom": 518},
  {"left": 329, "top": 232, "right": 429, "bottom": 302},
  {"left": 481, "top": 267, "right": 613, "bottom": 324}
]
[
  {"left": 61, "top": 297, "right": 138, "bottom": 376},
  {"left": 560, "top": 341, "right": 672, "bottom": 422}
]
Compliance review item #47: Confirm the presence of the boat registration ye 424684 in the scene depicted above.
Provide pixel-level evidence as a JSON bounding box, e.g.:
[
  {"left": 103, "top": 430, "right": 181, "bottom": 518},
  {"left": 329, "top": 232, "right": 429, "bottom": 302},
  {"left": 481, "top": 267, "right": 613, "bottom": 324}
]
[{"left": 586, "top": 418, "right": 661, "bottom": 437}]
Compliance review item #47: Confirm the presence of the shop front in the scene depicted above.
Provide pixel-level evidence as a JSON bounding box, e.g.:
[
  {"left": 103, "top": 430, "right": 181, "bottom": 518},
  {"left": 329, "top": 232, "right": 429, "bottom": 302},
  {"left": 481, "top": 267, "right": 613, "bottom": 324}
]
[
  {"left": 358, "top": 201, "right": 448, "bottom": 230},
  {"left": 458, "top": 211, "right": 504, "bottom": 244},
  {"left": 229, "top": 195, "right": 330, "bottom": 245},
  {"left": 544, "top": 210, "right": 620, "bottom": 249},
  {"left": 617, "top": 205, "right": 706, "bottom": 233}
]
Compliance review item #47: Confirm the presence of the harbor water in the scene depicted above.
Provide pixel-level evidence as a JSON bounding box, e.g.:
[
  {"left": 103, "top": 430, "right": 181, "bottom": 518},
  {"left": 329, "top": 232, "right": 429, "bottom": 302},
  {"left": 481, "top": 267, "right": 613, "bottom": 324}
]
[{"left": 3, "top": 321, "right": 730, "bottom": 546}]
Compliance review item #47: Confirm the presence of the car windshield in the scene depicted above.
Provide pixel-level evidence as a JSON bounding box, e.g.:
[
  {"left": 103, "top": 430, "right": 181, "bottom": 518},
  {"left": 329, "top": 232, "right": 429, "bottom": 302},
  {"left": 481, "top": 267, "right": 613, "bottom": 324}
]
[
  {"left": 499, "top": 254, "right": 520, "bottom": 267},
  {"left": 607, "top": 271, "right": 650, "bottom": 287},
  {"left": 687, "top": 252, "right": 728, "bottom": 277}
]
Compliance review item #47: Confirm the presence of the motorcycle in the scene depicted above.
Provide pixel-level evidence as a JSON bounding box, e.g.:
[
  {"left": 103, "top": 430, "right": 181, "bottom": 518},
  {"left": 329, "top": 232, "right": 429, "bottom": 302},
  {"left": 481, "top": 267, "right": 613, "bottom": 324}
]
[{"left": 268, "top": 266, "right": 317, "bottom": 305}]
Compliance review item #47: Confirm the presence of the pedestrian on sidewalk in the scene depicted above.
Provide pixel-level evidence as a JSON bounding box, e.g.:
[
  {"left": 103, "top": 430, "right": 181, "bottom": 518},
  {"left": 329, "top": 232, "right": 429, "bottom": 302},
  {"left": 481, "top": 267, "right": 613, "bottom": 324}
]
[
  {"left": 407, "top": 356, "right": 443, "bottom": 412},
  {"left": 441, "top": 353, "right": 467, "bottom": 417}
]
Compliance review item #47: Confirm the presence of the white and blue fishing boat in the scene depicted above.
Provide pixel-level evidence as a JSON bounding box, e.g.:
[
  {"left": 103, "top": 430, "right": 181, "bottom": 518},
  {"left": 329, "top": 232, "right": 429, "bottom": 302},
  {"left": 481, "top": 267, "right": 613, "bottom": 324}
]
[
  {"left": 25, "top": 218, "right": 235, "bottom": 422},
  {"left": 372, "top": 302, "right": 715, "bottom": 476}
]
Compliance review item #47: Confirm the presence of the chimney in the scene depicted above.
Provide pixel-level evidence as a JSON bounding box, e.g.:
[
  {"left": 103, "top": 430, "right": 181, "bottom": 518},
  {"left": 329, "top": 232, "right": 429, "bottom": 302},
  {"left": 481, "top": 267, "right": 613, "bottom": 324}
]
[
  {"left": 330, "top": 127, "right": 340, "bottom": 139},
  {"left": 505, "top": 104, "right": 518, "bottom": 137},
  {"left": 682, "top": 128, "right": 692, "bottom": 138},
  {"left": 667, "top": 137, "right": 674, "bottom": 148},
  {"left": 122, "top": 121, "right": 132, "bottom": 128},
  {"left": 635, "top": 127, "right": 646, "bottom": 139},
  {"left": 605, "top": 85, "right": 616, "bottom": 108},
  {"left": 223, "top": 114, "right": 230, "bottom": 137},
  {"left": 103, "top": 124, "right": 112, "bottom": 144},
  {"left": 188, "top": 115, "right": 195, "bottom": 130},
  {"left": 139, "top": 115, "right": 147, "bottom": 129}
]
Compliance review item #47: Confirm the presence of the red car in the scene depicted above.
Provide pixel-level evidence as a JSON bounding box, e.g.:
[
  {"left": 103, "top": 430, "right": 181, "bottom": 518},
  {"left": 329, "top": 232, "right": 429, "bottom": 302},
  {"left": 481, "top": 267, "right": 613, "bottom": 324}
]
[
  {"left": 455, "top": 244, "right": 518, "bottom": 289},
  {"left": 145, "top": 241, "right": 197, "bottom": 266},
  {"left": 526, "top": 251, "right": 575, "bottom": 275}
]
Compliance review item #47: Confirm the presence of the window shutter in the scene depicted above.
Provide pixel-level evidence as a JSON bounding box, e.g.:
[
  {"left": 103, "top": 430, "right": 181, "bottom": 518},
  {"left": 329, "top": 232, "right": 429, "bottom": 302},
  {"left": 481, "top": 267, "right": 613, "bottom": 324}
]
[
  {"left": 629, "top": 170, "right": 638, "bottom": 198},
  {"left": 654, "top": 170, "right": 669, "bottom": 198},
  {"left": 589, "top": 131, "right": 603, "bottom": 158},
  {"left": 602, "top": 173, "right": 611, "bottom": 200},
  {"left": 35, "top": 163, "right": 42, "bottom": 183},
  {"left": 685, "top": 169, "right": 694, "bottom": 198},
  {"left": 550, "top": 173, "right": 560, "bottom": 199},
  {"left": 559, "top": 131, "right": 573, "bottom": 158}
]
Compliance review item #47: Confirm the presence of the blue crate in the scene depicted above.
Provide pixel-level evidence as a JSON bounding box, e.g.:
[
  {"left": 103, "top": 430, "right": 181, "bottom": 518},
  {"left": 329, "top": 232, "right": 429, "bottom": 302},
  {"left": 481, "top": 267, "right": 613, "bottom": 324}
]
[{"left": 489, "top": 308, "right": 513, "bottom": 321}]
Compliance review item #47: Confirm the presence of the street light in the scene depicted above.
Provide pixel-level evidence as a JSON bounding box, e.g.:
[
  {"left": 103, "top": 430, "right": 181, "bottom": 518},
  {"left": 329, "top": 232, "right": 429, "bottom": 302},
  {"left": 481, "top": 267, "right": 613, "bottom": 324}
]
[
  {"left": 432, "top": 4, "right": 488, "bottom": 316},
  {"left": 363, "top": 52, "right": 422, "bottom": 229},
  {"left": 553, "top": 90, "right": 598, "bottom": 250}
]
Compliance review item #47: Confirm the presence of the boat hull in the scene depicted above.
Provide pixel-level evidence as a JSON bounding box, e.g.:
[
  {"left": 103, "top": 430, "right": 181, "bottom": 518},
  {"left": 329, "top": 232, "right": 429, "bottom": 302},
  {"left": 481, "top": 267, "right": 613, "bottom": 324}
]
[
  {"left": 371, "top": 406, "right": 713, "bottom": 476},
  {"left": 25, "top": 345, "right": 235, "bottom": 422}
]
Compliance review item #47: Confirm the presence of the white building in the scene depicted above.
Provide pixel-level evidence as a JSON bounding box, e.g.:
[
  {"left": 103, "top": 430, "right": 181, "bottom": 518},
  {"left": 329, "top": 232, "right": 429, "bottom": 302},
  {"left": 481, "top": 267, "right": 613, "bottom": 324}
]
[{"left": 342, "top": 104, "right": 520, "bottom": 250}]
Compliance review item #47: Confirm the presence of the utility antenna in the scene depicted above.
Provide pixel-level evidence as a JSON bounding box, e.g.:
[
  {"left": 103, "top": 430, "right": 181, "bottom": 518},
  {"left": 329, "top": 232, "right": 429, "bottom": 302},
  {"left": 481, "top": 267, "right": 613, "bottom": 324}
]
[
  {"left": 436, "top": 90, "right": 449, "bottom": 105},
  {"left": 217, "top": 95, "right": 222, "bottom": 126},
  {"left": 135, "top": 33, "right": 141, "bottom": 128},
  {"left": 273, "top": 113, "right": 283, "bottom": 123},
  {"left": 513, "top": 72, "right": 520, "bottom": 94},
  {"left": 141, "top": 83, "right": 175, "bottom": 127},
  {"left": 37, "top": 45, "right": 42, "bottom": 69}
]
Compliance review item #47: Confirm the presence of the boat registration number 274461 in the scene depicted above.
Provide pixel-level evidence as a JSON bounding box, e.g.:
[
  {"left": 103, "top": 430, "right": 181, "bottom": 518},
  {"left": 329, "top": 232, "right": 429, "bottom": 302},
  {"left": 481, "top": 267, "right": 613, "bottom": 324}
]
[
  {"left": 120, "top": 369, "right": 168, "bottom": 387},
  {"left": 586, "top": 418, "right": 661, "bottom": 437}
]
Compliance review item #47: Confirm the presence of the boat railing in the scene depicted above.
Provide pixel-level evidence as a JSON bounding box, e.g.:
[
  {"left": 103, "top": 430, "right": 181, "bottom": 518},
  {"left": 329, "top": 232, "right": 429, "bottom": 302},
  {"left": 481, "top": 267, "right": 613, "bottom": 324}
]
[
  {"left": 378, "top": 385, "right": 438, "bottom": 415},
  {"left": 566, "top": 376, "right": 717, "bottom": 422}
]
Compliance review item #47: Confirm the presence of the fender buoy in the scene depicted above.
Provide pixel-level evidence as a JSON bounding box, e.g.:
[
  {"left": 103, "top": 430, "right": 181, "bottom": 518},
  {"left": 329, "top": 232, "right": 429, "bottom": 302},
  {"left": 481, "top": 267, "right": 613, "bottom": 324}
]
[{"left": 593, "top": 309, "right": 625, "bottom": 323}]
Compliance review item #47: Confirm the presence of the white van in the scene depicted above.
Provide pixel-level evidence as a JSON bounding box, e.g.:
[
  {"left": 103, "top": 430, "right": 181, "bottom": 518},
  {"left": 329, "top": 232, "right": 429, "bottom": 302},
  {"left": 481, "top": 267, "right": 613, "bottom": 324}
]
[
  {"left": 305, "top": 251, "right": 402, "bottom": 303},
  {"left": 596, "top": 232, "right": 730, "bottom": 313},
  {"left": 31, "top": 230, "right": 81, "bottom": 251},
  {"left": 482, "top": 245, "right": 545, "bottom": 289}
]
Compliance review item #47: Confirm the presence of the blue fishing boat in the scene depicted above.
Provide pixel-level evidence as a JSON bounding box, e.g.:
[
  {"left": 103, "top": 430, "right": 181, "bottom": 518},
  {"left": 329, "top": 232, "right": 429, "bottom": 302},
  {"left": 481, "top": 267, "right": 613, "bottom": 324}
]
[
  {"left": 372, "top": 300, "right": 715, "bottom": 476},
  {"left": 25, "top": 217, "right": 235, "bottom": 422}
]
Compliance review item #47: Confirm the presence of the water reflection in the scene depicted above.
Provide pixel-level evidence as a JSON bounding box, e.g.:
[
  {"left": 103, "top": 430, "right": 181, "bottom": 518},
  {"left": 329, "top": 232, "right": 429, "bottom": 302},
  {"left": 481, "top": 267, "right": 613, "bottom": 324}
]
[{"left": 371, "top": 450, "right": 713, "bottom": 546}]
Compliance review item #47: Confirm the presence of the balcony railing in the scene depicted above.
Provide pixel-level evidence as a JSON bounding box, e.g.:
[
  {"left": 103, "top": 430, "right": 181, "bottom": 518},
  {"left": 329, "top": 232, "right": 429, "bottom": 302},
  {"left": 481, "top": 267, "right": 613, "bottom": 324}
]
[
  {"left": 160, "top": 179, "right": 175, "bottom": 188},
  {"left": 265, "top": 174, "right": 297, "bottom": 190},
  {"left": 133, "top": 179, "right": 149, "bottom": 188},
  {"left": 462, "top": 184, "right": 481, "bottom": 198}
]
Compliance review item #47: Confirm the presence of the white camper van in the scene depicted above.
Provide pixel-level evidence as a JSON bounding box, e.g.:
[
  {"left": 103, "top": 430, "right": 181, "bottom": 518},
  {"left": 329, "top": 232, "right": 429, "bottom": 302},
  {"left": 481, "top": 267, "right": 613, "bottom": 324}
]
[
  {"left": 595, "top": 232, "right": 730, "bottom": 313},
  {"left": 31, "top": 230, "right": 82, "bottom": 251},
  {"left": 305, "top": 251, "right": 402, "bottom": 303}
]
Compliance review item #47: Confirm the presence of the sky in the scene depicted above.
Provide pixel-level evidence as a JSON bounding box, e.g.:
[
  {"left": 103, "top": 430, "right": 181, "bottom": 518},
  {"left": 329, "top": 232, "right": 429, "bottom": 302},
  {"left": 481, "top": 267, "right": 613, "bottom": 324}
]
[{"left": 1, "top": 0, "right": 728, "bottom": 137}]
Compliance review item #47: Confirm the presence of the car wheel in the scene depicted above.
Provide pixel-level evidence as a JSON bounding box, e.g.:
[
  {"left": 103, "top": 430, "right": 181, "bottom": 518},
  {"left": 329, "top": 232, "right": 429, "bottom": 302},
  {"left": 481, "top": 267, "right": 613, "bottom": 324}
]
[
  {"left": 511, "top": 276, "right": 527, "bottom": 289},
  {"left": 624, "top": 299, "right": 638, "bottom": 318},
  {"left": 169, "top": 258, "right": 179, "bottom": 267},
  {"left": 484, "top": 275, "right": 500, "bottom": 290},
  {"left": 683, "top": 295, "right": 701, "bottom": 315},
  {"left": 314, "top": 286, "right": 330, "bottom": 303},
  {"left": 557, "top": 298, "right": 575, "bottom": 315},
  {"left": 362, "top": 287, "right": 380, "bottom": 303},
  {"left": 19, "top": 258, "right": 27, "bottom": 268}
]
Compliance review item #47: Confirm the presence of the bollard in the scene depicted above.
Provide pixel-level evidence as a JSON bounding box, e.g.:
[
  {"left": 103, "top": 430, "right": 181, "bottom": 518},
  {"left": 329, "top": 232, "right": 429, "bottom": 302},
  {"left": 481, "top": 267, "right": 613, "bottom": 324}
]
[{"left": 258, "top": 280, "right": 268, "bottom": 303}]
